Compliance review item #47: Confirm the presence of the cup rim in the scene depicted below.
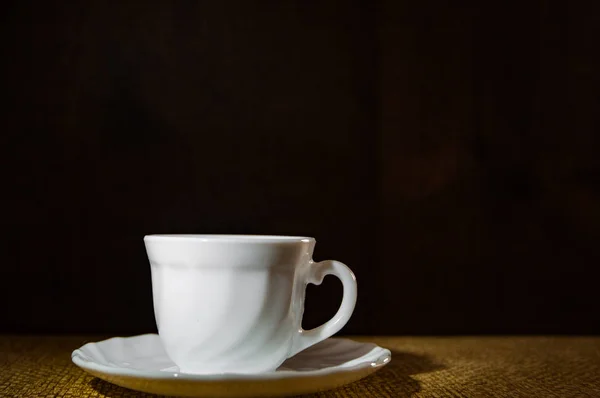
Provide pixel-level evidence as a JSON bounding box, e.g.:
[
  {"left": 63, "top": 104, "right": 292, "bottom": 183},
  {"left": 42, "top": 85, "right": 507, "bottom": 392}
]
[{"left": 143, "top": 234, "right": 315, "bottom": 243}]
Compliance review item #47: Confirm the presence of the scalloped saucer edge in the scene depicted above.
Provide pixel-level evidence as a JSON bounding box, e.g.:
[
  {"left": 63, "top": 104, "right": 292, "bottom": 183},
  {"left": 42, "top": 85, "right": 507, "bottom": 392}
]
[{"left": 72, "top": 334, "right": 391, "bottom": 397}]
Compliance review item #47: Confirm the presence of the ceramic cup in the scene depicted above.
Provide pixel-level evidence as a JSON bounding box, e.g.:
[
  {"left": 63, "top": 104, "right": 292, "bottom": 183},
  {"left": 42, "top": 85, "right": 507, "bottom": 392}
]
[{"left": 143, "top": 234, "right": 357, "bottom": 374}]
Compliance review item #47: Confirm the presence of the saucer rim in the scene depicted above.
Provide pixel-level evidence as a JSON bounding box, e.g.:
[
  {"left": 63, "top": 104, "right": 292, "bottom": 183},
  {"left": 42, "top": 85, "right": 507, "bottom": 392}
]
[{"left": 71, "top": 334, "right": 391, "bottom": 381}]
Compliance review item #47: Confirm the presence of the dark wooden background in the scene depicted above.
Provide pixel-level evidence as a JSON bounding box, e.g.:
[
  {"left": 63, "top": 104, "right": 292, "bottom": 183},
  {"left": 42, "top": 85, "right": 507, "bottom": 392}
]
[{"left": 2, "top": 1, "right": 599, "bottom": 335}]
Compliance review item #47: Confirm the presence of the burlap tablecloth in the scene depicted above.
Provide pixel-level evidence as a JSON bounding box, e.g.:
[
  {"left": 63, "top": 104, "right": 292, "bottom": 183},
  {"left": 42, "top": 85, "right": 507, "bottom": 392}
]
[{"left": 1, "top": 335, "right": 599, "bottom": 397}]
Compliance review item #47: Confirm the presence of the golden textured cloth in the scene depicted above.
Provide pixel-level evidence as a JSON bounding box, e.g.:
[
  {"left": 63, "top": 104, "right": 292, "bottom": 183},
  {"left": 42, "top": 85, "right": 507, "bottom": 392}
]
[{"left": 1, "top": 335, "right": 599, "bottom": 397}]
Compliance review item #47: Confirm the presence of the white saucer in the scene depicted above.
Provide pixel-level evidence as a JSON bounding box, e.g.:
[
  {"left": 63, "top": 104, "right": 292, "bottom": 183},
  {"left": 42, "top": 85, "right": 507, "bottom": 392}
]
[{"left": 72, "top": 334, "right": 391, "bottom": 397}]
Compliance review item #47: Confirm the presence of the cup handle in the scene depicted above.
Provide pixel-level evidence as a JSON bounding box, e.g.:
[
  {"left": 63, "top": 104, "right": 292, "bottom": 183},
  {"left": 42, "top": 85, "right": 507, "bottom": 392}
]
[{"left": 288, "top": 260, "right": 358, "bottom": 357}]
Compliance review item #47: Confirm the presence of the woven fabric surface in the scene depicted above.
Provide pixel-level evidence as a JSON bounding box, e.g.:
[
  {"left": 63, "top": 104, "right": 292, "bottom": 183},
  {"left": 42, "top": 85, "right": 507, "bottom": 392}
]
[{"left": 1, "top": 335, "right": 599, "bottom": 397}]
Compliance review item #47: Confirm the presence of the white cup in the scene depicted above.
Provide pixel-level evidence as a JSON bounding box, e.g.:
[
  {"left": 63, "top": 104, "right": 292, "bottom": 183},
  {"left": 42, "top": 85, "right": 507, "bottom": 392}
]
[{"left": 143, "top": 234, "right": 357, "bottom": 374}]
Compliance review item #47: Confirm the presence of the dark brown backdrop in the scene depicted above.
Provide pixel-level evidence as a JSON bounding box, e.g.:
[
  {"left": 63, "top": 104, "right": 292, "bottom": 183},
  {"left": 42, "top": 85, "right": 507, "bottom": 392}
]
[{"left": 2, "top": 1, "right": 599, "bottom": 335}]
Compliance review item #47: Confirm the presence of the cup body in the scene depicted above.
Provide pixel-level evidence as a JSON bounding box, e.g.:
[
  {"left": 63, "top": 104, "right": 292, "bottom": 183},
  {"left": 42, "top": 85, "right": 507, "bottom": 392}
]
[{"left": 144, "top": 235, "right": 314, "bottom": 374}]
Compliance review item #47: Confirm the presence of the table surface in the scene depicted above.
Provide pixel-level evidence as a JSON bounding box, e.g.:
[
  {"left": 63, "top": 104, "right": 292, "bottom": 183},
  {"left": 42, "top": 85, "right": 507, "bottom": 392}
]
[{"left": 1, "top": 335, "right": 599, "bottom": 397}]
